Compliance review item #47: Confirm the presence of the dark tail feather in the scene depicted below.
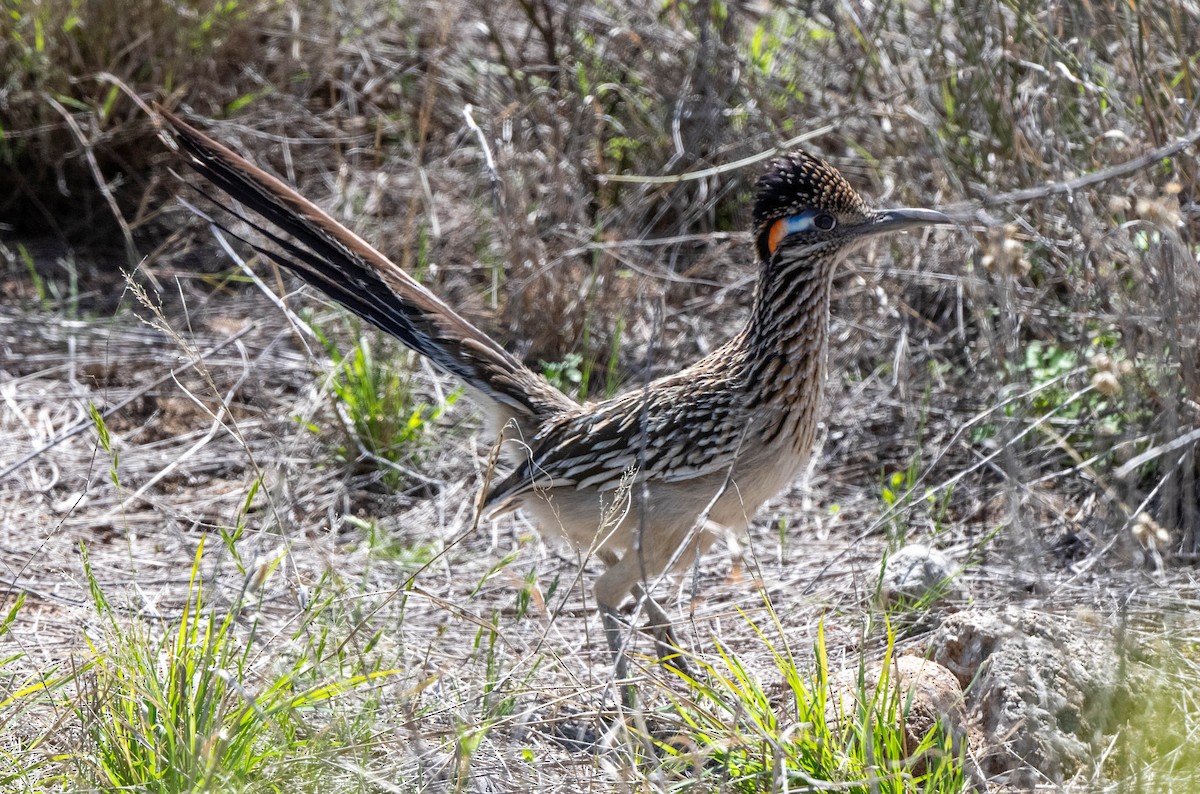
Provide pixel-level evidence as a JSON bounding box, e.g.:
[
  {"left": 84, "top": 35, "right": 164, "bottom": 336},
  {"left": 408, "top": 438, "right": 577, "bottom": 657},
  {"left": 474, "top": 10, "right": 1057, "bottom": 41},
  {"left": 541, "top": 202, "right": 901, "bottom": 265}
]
[{"left": 154, "top": 104, "right": 573, "bottom": 423}]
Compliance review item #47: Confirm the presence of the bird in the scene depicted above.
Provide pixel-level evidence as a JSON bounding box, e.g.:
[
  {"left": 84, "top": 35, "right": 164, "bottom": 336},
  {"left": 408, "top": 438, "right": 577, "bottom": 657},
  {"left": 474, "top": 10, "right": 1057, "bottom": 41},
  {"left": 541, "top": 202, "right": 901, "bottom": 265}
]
[{"left": 155, "top": 104, "right": 951, "bottom": 684}]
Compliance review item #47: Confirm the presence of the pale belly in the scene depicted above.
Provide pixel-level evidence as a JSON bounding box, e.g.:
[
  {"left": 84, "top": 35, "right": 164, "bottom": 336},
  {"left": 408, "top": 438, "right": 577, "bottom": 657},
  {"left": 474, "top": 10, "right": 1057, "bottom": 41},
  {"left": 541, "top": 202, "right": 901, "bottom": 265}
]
[{"left": 514, "top": 443, "right": 811, "bottom": 568}]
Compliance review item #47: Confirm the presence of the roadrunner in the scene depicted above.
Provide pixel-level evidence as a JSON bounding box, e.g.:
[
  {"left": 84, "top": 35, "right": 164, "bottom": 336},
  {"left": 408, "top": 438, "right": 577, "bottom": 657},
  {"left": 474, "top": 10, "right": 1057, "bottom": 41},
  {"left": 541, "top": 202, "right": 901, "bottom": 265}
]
[{"left": 157, "top": 106, "right": 950, "bottom": 678}]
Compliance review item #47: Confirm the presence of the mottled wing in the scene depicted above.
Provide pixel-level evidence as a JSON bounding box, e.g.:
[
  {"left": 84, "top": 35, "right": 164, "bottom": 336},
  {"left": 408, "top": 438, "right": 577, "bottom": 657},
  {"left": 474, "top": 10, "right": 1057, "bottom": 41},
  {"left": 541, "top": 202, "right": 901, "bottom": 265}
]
[{"left": 483, "top": 369, "right": 748, "bottom": 511}]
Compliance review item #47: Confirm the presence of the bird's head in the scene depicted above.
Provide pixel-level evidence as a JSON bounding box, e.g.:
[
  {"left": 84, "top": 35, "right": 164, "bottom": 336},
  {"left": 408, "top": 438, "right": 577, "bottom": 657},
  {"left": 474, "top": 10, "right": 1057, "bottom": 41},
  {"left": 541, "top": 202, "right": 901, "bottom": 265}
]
[{"left": 752, "top": 150, "right": 949, "bottom": 265}]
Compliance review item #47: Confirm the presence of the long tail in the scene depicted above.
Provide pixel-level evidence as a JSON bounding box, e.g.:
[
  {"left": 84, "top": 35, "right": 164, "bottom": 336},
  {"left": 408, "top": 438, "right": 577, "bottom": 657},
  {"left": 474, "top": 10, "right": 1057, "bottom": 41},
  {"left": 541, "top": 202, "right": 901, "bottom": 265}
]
[{"left": 155, "top": 104, "right": 573, "bottom": 429}]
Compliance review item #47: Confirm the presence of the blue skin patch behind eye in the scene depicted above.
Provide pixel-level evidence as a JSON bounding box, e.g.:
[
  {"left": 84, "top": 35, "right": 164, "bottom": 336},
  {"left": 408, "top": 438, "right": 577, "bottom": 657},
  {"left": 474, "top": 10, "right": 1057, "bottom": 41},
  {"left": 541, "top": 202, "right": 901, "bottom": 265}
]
[{"left": 783, "top": 209, "right": 821, "bottom": 234}]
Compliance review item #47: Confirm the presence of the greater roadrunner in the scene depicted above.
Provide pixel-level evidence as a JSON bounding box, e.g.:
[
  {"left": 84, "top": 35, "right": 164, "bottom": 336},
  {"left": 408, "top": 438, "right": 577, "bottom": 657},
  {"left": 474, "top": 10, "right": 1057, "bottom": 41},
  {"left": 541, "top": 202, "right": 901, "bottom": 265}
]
[{"left": 157, "top": 106, "right": 950, "bottom": 679}]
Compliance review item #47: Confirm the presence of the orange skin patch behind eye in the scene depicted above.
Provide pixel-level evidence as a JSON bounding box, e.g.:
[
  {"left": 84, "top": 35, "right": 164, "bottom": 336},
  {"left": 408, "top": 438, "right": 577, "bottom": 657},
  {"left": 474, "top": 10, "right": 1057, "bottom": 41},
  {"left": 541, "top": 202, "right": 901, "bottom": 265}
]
[{"left": 767, "top": 218, "right": 788, "bottom": 255}]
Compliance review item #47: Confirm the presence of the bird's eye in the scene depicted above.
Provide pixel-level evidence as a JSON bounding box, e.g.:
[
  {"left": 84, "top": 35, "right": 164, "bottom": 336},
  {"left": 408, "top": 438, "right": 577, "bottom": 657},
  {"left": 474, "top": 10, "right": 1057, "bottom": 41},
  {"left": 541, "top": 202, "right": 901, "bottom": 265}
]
[{"left": 814, "top": 213, "right": 837, "bottom": 231}]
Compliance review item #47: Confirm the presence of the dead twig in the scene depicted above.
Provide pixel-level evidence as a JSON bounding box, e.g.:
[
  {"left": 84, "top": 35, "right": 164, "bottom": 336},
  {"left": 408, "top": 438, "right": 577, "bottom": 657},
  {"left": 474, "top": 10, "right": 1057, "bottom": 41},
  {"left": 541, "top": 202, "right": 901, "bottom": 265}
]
[{"left": 977, "top": 125, "right": 1200, "bottom": 208}]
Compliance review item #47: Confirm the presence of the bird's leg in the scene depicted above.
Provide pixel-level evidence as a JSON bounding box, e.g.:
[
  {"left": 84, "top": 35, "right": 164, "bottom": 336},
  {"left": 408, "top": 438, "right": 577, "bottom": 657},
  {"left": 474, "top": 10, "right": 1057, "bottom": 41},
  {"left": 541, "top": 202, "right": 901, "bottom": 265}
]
[
  {"left": 631, "top": 582, "right": 692, "bottom": 678},
  {"left": 596, "top": 550, "right": 691, "bottom": 677},
  {"left": 600, "top": 603, "right": 638, "bottom": 709},
  {"left": 597, "top": 549, "right": 636, "bottom": 692}
]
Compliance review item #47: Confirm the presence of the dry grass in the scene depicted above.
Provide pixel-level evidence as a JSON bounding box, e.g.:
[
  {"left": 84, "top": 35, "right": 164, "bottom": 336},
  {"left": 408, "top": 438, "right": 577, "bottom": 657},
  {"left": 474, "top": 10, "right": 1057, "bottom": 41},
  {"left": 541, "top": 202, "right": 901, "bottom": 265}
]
[{"left": 3, "top": 0, "right": 1200, "bottom": 790}]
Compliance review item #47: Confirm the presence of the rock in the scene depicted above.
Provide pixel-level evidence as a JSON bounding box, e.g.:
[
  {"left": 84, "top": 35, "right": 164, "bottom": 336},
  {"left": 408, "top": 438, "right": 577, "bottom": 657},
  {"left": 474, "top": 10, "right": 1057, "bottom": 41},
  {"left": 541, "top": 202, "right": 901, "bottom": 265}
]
[
  {"left": 931, "top": 608, "right": 1118, "bottom": 787},
  {"left": 880, "top": 543, "right": 961, "bottom": 607},
  {"left": 828, "top": 655, "right": 976, "bottom": 777}
]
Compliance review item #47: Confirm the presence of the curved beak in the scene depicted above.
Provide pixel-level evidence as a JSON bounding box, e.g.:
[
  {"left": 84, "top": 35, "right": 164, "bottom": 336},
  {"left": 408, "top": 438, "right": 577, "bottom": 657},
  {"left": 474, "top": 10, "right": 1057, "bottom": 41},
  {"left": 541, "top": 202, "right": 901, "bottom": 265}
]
[{"left": 859, "top": 207, "right": 953, "bottom": 238}]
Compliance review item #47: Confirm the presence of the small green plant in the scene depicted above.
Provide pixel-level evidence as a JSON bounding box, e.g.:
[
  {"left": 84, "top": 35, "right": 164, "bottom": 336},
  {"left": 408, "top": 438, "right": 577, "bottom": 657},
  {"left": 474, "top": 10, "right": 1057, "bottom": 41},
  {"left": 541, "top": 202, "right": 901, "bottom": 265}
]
[
  {"left": 451, "top": 603, "right": 542, "bottom": 790},
  {"left": 744, "top": 9, "right": 830, "bottom": 107},
  {"left": 540, "top": 352, "right": 584, "bottom": 394},
  {"left": 664, "top": 605, "right": 966, "bottom": 792},
  {"left": 1011, "top": 337, "right": 1133, "bottom": 425},
  {"left": 1016, "top": 340, "right": 1086, "bottom": 417},
  {"left": 880, "top": 464, "right": 919, "bottom": 547},
  {"left": 344, "top": 515, "right": 438, "bottom": 565},
  {"left": 88, "top": 401, "right": 120, "bottom": 490},
  {"left": 597, "top": 314, "right": 626, "bottom": 399},
  {"left": 16, "top": 244, "right": 49, "bottom": 311},
  {"left": 70, "top": 539, "right": 399, "bottom": 791},
  {"left": 539, "top": 314, "right": 625, "bottom": 401},
  {"left": 878, "top": 463, "right": 958, "bottom": 546},
  {"left": 1001, "top": 336, "right": 1151, "bottom": 477},
  {"left": 313, "top": 320, "right": 458, "bottom": 486}
]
